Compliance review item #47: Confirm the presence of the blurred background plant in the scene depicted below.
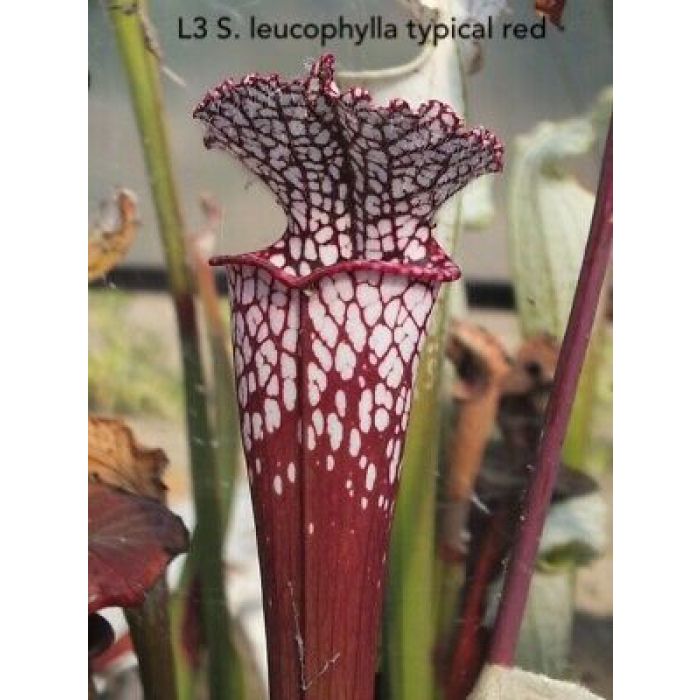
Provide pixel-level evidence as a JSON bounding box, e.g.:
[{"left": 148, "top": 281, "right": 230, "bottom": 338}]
[
  {"left": 89, "top": 289, "right": 183, "bottom": 418},
  {"left": 89, "top": 0, "right": 612, "bottom": 697}
]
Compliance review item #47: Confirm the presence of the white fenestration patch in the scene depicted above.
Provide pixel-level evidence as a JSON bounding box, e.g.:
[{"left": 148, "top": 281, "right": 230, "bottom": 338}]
[
  {"left": 320, "top": 244, "right": 339, "bottom": 265},
  {"left": 349, "top": 428, "right": 361, "bottom": 457},
  {"left": 359, "top": 389, "right": 374, "bottom": 433},
  {"left": 264, "top": 398, "right": 281, "bottom": 433},
  {"left": 357, "top": 282, "right": 380, "bottom": 309},
  {"left": 345, "top": 303, "right": 367, "bottom": 352},
  {"left": 395, "top": 319, "right": 420, "bottom": 362},
  {"left": 379, "top": 347, "right": 404, "bottom": 389},
  {"left": 269, "top": 306, "right": 285, "bottom": 335},
  {"left": 375, "top": 408, "right": 390, "bottom": 432},
  {"left": 375, "top": 383, "right": 393, "bottom": 409},
  {"left": 326, "top": 455, "right": 335, "bottom": 471},
  {"left": 252, "top": 413, "right": 263, "bottom": 440},
  {"left": 287, "top": 462, "right": 296, "bottom": 483},
  {"left": 245, "top": 306, "right": 263, "bottom": 338},
  {"left": 335, "top": 390, "right": 347, "bottom": 417},
  {"left": 335, "top": 341, "right": 356, "bottom": 381},
  {"left": 273, "top": 475, "right": 283, "bottom": 496},
  {"left": 327, "top": 412, "right": 343, "bottom": 451},
  {"left": 283, "top": 379, "right": 297, "bottom": 411},
  {"left": 366, "top": 463, "right": 377, "bottom": 492},
  {"left": 312, "top": 409, "right": 325, "bottom": 436},
  {"left": 320, "top": 316, "right": 339, "bottom": 346},
  {"left": 282, "top": 329, "right": 297, "bottom": 353},
  {"left": 281, "top": 352, "right": 297, "bottom": 411},
  {"left": 369, "top": 325, "right": 392, "bottom": 358},
  {"left": 307, "top": 361, "right": 327, "bottom": 407},
  {"left": 307, "top": 425, "right": 316, "bottom": 450},
  {"left": 242, "top": 277, "right": 256, "bottom": 304}
]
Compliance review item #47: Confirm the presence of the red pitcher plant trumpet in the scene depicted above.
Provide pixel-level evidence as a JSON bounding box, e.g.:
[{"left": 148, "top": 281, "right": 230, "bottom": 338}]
[{"left": 194, "top": 54, "right": 503, "bottom": 699}]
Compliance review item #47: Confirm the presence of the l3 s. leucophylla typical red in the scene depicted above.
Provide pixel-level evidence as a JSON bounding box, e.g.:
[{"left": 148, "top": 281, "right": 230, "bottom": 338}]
[{"left": 194, "top": 54, "right": 503, "bottom": 699}]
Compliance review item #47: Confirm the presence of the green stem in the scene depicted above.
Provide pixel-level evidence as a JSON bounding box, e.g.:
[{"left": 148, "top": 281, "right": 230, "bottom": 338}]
[
  {"left": 383, "top": 286, "right": 452, "bottom": 699},
  {"left": 170, "top": 247, "right": 245, "bottom": 698},
  {"left": 125, "top": 579, "right": 178, "bottom": 700},
  {"left": 109, "top": 3, "right": 235, "bottom": 697}
]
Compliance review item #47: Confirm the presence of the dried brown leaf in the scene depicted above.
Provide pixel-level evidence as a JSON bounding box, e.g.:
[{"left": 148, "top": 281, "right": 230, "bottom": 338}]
[
  {"left": 88, "top": 189, "right": 139, "bottom": 281},
  {"left": 443, "top": 322, "right": 511, "bottom": 518},
  {"left": 446, "top": 321, "right": 511, "bottom": 400},
  {"left": 501, "top": 334, "right": 559, "bottom": 397},
  {"left": 88, "top": 417, "right": 168, "bottom": 502}
]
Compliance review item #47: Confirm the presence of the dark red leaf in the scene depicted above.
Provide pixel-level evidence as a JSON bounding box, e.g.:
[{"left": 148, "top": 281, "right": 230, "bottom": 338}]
[{"left": 88, "top": 482, "right": 189, "bottom": 613}]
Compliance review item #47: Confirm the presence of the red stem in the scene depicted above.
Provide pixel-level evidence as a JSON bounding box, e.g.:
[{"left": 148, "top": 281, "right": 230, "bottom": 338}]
[
  {"left": 488, "top": 117, "right": 613, "bottom": 667},
  {"left": 445, "top": 505, "right": 512, "bottom": 700}
]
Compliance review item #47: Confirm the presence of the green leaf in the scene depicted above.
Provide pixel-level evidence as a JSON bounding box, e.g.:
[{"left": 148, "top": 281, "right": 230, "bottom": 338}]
[
  {"left": 537, "top": 493, "right": 607, "bottom": 572},
  {"left": 507, "top": 90, "right": 612, "bottom": 472},
  {"left": 508, "top": 117, "right": 597, "bottom": 339}
]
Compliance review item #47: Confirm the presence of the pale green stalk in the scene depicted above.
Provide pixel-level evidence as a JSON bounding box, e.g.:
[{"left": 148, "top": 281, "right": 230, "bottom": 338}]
[
  {"left": 384, "top": 288, "right": 452, "bottom": 699},
  {"left": 108, "top": 2, "right": 236, "bottom": 697}
]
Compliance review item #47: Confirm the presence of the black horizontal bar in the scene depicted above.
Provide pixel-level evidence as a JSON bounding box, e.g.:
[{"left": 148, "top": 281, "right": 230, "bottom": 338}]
[{"left": 91, "top": 266, "right": 516, "bottom": 310}]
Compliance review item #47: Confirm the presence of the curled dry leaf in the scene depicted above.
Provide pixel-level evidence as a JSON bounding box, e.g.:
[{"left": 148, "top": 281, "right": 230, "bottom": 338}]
[
  {"left": 447, "top": 321, "right": 511, "bottom": 401},
  {"left": 499, "top": 335, "right": 560, "bottom": 460},
  {"left": 88, "top": 417, "right": 168, "bottom": 502},
  {"left": 501, "top": 334, "right": 559, "bottom": 397},
  {"left": 88, "top": 482, "right": 189, "bottom": 613},
  {"left": 443, "top": 322, "right": 511, "bottom": 554},
  {"left": 88, "top": 189, "right": 139, "bottom": 281}
]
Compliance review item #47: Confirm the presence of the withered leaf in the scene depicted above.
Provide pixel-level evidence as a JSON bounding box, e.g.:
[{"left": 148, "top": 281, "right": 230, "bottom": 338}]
[
  {"left": 500, "top": 334, "right": 559, "bottom": 397},
  {"left": 446, "top": 321, "right": 511, "bottom": 400},
  {"left": 498, "top": 335, "right": 560, "bottom": 459},
  {"left": 442, "top": 322, "right": 511, "bottom": 516},
  {"left": 88, "top": 482, "right": 189, "bottom": 613},
  {"left": 88, "top": 417, "right": 168, "bottom": 502},
  {"left": 88, "top": 189, "right": 139, "bottom": 281}
]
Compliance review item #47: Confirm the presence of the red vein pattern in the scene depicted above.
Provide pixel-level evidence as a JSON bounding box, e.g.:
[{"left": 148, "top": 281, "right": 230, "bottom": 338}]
[{"left": 194, "top": 54, "right": 503, "bottom": 699}]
